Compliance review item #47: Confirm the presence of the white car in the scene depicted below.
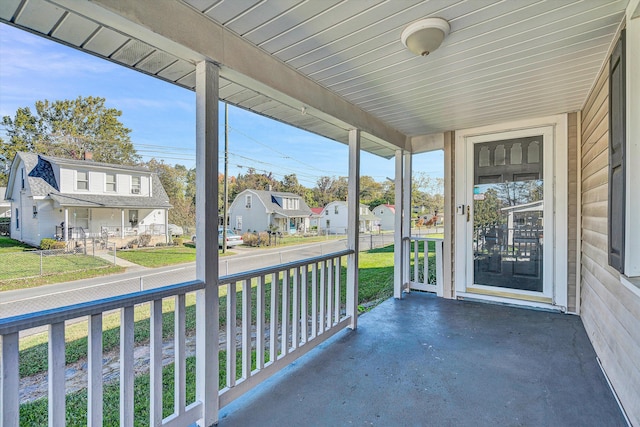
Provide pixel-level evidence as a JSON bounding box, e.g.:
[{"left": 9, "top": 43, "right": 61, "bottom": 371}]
[
  {"left": 168, "top": 224, "right": 184, "bottom": 237},
  {"left": 219, "top": 228, "right": 243, "bottom": 248}
]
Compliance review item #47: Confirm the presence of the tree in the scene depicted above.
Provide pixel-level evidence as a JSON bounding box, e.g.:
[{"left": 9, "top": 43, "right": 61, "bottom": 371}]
[
  {"left": 146, "top": 160, "right": 194, "bottom": 226},
  {"left": 1, "top": 96, "right": 139, "bottom": 182}
]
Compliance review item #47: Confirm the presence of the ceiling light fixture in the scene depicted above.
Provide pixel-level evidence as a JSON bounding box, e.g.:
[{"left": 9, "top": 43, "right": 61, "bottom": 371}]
[{"left": 401, "top": 18, "right": 450, "bottom": 56}]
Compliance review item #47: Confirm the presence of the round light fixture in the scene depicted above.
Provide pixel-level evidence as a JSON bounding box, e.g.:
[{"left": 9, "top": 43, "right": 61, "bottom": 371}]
[{"left": 401, "top": 18, "right": 450, "bottom": 56}]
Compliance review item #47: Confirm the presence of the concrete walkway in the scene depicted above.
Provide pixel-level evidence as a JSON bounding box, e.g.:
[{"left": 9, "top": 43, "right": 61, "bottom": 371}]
[{"left": 219, "top": 292, "right": 627, "bottom": 426}]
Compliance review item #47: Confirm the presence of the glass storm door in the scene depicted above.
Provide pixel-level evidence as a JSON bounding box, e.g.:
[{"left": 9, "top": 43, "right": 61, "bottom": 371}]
[{"left": 472, "top": 136, "right": 544, "bottom": 293}]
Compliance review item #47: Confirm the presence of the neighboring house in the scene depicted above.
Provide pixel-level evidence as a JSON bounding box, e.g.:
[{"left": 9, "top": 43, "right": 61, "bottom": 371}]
[
  {"left": 0, "top": 187, "right": 10, "bottom": 218},
  {"left": 309, "top": 207, "right": 324, "bottom": 229},
  {"left": 229, "top": 189, "right": 312, "bottom": 234},
  {"left": 371, "top": 204, "right": 395, "bottom": 231},
  {"left": 4, "top": 152, "right": 172, "bottom": 247},
  {"left": 319, "top": 201, "right": 379, "bottom": 234}
]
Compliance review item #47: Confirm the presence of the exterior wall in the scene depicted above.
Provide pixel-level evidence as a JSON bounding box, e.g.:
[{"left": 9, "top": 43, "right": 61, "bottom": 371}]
[
  {"left": 37, "top": 200, "right": 60, "bottom": 243},
  {"left": 319, "top": 201, "right": 348, "bottom": 234},
  {"left": 58, "top": 166, "right": 151, "bottom": 197},
  {"left": 9, "top": 163, "right": 25, "bottom": 243},
  {"left": 567, "top": 112, "right": 579, "bottom": 313},
  {"left": 580, "top": 57, "right": 640, "bottom": 425},
  {"left": 372, "top": 205, "right": 395, "bottom": 230},
  {"left": 229, "top": 194, "right": 269, "bottom": 233}
]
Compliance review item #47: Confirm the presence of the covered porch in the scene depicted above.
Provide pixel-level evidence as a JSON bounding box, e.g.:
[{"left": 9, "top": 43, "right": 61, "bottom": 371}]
[
  {"left": 1, "top": 1, "right": 639, "bottom": 426},
  {"left": 220, "top": 292, "right": 625, "bottom": 426}
]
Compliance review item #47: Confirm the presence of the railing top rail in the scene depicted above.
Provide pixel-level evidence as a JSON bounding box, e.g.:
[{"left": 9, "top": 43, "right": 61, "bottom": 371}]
[
  {"left": 405, "top": 236, "right": 444, "bottom": 242},
  {"left": 218, "top": 249, "right": 354, "bottom": 285},
  {"left": 0, "top": 280, "right": 205, "bottom": 335}
]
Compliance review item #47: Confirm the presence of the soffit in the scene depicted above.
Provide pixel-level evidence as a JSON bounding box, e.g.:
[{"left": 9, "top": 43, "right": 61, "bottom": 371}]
[{"left": 0, "top": 0, "right": 628, "bottom": 157}]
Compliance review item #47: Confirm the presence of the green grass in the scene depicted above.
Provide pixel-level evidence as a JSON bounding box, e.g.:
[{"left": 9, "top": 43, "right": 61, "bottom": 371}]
[
  {"left": 0, "top": 236, "right": 35, "bottom": 253},
  {"left": 115, "top": 245, "right": 235, "bottom": 268},
  {"left": 0, "top": 265, "right": 125, "bottom": 292}
]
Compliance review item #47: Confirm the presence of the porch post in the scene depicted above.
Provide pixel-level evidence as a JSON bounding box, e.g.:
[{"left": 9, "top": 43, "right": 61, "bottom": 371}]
[
  {"left": 394, "top": 150, "right": 404, "bottom": 299},
  {"left": 120, "top": 209, "right": 125, "bottom": 239},
  {"left": 347, "top": 129, "right": 360, "bottom": 329},
  {"left": 403, "top": 152, "right": 412, "bottom": 293},
  {"left": 195, "top": 60, "right": 220, "bottom": 427},
  {"left": 63, "top": 208, "right": 69, "bottom": 241}
]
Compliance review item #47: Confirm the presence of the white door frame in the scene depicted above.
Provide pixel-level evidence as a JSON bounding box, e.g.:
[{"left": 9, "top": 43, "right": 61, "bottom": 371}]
[{"left": 454, "top": 115, "right": 568, "bottom": 311}]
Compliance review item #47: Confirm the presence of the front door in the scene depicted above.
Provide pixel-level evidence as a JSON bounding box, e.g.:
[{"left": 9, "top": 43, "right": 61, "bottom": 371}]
[{"left": 465, "top": 127, "right": 554, "bottom": 303}]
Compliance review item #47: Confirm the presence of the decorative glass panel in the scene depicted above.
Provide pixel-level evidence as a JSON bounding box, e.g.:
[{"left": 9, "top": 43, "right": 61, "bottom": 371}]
[
  {"left": 511, "top": 143, "right": 522, "bottom": 165},
  {"left": 495, "top": 144, "right": 506, "bottom": 165},
  {"left": 479, "top": 146, "right": 490, "bottom": 167},
  {"left": 528, "top": 141, "right": 540, "bottom": 163}
]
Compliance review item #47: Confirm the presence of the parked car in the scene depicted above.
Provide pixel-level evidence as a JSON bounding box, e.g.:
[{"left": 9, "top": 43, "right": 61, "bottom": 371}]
[
  {"left": 219, "top": 228, "right": 243, "bottom": 248},
  {"left": 168, "top": 224, "right": 184, "bottom": 237}
]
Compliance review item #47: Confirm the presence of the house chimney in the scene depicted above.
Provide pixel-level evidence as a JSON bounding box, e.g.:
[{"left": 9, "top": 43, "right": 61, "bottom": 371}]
[{"left": 84, "top": 151, "right": 93, "bottom": 161}]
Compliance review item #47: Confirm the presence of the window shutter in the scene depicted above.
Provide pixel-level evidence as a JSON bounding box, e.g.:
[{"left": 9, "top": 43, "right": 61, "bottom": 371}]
[{"left": 608, "top": 31, "right": 625, "bottom": 273}]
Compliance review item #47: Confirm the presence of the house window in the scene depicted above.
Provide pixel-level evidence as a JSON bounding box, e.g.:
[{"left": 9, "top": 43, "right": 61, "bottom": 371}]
[
  {"left": 21, "top": 168, "right": 24, "bottom": 189},
  {"left": 334, "top": 206, "right": 339, "bottom": 215},
  {"left": 106, "top": 173, "right": 116, "bottom": 192},
  {"left": 32, "top": 205, "right": 37, "bottom": 218},
  {"left": 236, "top": 216, "right": 243, "bottom": 230},
  {"left": 245, "top": 195, "right": 252, "bottom": 208},
  {"left": 77, "top": 171, "right": 89, "bottom": 190},
  {"left": 15, "top": 208, "right": 19, "bottom": 229},
  {"left": 325, "top": 210, "right": 329, "bottom": 216},
  {"left": 608, "top": 31, "right": 625, "bottom": 273},
  {"left": 131, "top": 176, "right": 141, "bottom": 194}
]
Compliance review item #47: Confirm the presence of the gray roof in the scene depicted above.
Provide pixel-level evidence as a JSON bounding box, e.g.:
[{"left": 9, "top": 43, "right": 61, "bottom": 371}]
[
  {"left": 244, "top": 189, "right": 312, "bottom": 218},
  {"left": 9, "top": 152, "right": 171, "bottom": 209}
]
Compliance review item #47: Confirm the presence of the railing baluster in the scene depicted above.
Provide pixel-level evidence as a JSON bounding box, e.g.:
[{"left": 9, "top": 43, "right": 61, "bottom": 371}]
[
  {"left": 436, "top": 241, "right": 444, "bottom": 297},
  {"left": 120, "top": 306, "right": 134, "bottom": 426},
  {"left": 423, "top": 241, "right": 429, "bottom": 285},
  {"left": 292, "top": 267, "right": 300, "bottom": 350},
  {"left": 319, "top": 260, "right": 326, "bottom": 334},
  {"left": 49, "top": 322, "right": 65, "bottom": 427},
  {"left": 227, "top": 282, "right": 237, "bottom": 388},
  {"left": 269, "top": 272, "right": 279, "bottom": 363},
  {"left": 311, "top": 263, "right": 318, "bottom": 339},
  {"left": 334, "top": 257, "right": 340, "bottom": 323},
  {"left": 1, "top": 332, "right": 19, "bottom": 427},
  {"left": 242, "top": 279, "right": 252, "bottom": 379},
  {"left": 88, "top": 314, "right": 103, "bottom": 426},
  {"left": 150, "top": 299, "right": 163, "bottom": 426},
  {"left": 175, "top": 294, "right": 186, "bottom": 415},
  {"left": 256, "top": 275, "right": 265, "bottom": 370},
  {"left": 301, "top": 265, "right": 308, "bottom": 344},
  {"left": 281, "top": 269, "right": 290, "bottom": 356},
  {"left": 414, "top": 240, "right": 419, "bottom": 284},
  {"left": 327, "top": 258, "right": 334, "bottom": 328}
]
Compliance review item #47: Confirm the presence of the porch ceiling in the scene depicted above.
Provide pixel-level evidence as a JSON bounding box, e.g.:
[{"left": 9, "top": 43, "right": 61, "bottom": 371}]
[{"left": 0, "top": 0, "right": 628, "bottom": 157}]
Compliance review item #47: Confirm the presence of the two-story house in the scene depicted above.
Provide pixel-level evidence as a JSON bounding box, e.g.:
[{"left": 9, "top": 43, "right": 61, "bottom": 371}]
[
  {"left": 319, "top": 201, "right": 380, "bottom": 234},
  {"left": 4, "top": 152, "right": 172, "bottom": 247},
  {"left": 229, "top": 189, "right": 312, "bottom": 234}
]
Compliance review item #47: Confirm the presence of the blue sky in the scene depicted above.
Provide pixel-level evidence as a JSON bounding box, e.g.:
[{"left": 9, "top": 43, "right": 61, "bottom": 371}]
[{"left": 0, "top": 23, "right": 443, "bottom": 189}]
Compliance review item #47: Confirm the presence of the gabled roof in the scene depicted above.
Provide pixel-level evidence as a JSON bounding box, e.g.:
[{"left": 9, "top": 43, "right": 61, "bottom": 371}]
[
  {"left": 6, "top": 152, "right": 171, "bottom": 209},
  {"left": 310, "top": 207, "right": 324, "bottom": 216},
  {"left": 374, "top": 204, "right": 396, "bottom": 214},
  {"left": 237, "top": 189, "right": 312, "bottom": 218}
]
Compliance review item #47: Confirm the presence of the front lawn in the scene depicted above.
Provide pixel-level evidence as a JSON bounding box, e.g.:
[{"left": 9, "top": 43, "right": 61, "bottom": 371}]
[
  {"left": 114, "top": 245, "right": 234, "bottom": 268},
  {"left": 0, "top": 236, "right": 35, "bottom": 254}
]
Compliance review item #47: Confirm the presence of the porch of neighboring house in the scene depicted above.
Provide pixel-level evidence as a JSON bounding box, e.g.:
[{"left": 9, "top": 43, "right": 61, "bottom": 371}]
[{"left": 219, "top": 292, "right": 626, "bottom": 426}]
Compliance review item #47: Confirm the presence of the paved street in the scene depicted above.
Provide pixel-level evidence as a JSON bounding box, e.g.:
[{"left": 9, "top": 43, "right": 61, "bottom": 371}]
[{"left": 0, "top": 238, "right": 359, "bottom": 320}]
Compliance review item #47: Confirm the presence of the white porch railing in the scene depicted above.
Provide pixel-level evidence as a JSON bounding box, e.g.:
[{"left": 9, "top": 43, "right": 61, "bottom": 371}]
[
  {"left": 0, "top": 250, "right": 353, "bottom": 426},
  {"left": 404, "top": 237, "right": 444, "bottom": 296}
]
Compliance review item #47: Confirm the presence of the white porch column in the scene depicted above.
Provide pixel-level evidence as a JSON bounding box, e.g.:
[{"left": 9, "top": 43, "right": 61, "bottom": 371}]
[
  {"left": 394, "top": 150, "right": 404, "bottom": 299},
  {"left": 63, "top": 208, "right": 69, "bottom": 241},
  {"left": 165, "top": 209, "right": 169, "bottom": 244},
  {"left": 347, "top": 129, "right": 360, "bottom": 330},
  {"left": 195, "top": 60, "right": 220, "bottom": 427},
  {"left": 120, "top": 209, "right": 125, "bottom": 239},
  {"left": 403, "top": 151, "right": 412, "bottom": 293}
]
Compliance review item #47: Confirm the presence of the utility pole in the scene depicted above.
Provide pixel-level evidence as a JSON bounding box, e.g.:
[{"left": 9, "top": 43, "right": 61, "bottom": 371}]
[{"left": 222, "top": 102, "right": 229, "bottom": 253}]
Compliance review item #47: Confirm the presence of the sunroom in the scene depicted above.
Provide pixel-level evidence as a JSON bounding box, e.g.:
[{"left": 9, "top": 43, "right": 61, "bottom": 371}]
[{"left": 1, "top": 1, "right": 638, "bottom": 426}]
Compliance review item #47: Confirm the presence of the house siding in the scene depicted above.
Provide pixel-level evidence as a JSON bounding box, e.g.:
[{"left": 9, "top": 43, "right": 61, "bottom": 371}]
[{"left": 580, "top": 63, "right": 640, "bottom": 425}]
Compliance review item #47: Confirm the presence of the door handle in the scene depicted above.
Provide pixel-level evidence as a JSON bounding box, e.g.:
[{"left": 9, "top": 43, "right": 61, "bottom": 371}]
[{"left": 467, "top": 205, "right": 470, "bottom": 222}]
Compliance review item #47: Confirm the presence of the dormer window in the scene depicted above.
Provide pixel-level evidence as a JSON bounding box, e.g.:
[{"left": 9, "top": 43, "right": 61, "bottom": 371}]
[
  {"left": 106, "top": 173, "right": 116, "bottom": 192},
  {"left": 131, "top": 176, "right": 141, "bottom": 194},
  {"left": 77, "top": 171, "right": 89, "bottom": 190}
]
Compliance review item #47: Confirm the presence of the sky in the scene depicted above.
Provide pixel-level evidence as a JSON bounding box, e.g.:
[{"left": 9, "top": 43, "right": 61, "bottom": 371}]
[{"left": 0, "top": 23, "right": 443, "bottom": 189}]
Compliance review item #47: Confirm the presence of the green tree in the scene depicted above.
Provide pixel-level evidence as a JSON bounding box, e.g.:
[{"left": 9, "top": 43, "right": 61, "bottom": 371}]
[
  {"left": 1, "top": 96, "right": 139, "bottom": 182},
  {"left": 474, "top": 188, "right": 503, "bottom": 229}
]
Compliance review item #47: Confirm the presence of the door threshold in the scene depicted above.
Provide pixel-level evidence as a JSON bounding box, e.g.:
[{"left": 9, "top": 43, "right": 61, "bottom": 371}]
[{"left": 456, "top": 291, "right": 566, "bottom": 313}]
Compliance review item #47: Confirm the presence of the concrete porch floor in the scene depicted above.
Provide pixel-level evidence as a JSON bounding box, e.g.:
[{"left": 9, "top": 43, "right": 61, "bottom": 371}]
[{"left": 219, "top": 292, "right": 626, "bottom": 426}]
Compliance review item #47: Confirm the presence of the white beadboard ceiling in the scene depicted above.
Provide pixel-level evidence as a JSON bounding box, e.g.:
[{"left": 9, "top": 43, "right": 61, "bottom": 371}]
[{"left": 0, "top": 0, "right": 628, "bottom": 157}]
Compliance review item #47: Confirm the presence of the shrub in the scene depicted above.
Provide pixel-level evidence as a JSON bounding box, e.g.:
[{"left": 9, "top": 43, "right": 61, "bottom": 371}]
[
  {"left": 127, "top": 239, "right": 139, "bottom": 249},
  {"left": 155, "top": 242, "right": 167, "bottom": 247},
  {"left": 40, "top": 238, "right": 65, "bottom": 250},
  {"left": 173, "top": 237, "right": 184, "bottom": 246},
  {"left": 242, "top": 232, "right": 259, "bottom": 247},
  {"left": 258, "top": 231, "right": 270, "bottom": 246},
  {"left": 138, "top": 233, "right": 152, "bottom": 247}
]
